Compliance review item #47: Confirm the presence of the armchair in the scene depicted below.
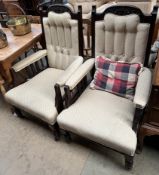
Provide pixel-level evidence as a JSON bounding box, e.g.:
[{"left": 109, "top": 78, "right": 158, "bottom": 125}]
[
  {"left": 57, "top": 5, "right": 157, "bottom": 169},
  {"left": 5, "top": 5, "right": 84, "bottom": 140}
]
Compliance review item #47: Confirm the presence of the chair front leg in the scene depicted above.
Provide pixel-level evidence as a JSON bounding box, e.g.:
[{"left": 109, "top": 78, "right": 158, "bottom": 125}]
[
  {"left": 125, "top": 155, "right": 134, "bottom": 170},
  {"left": 64, "top": 131, "right": 72, "bottom": 143},
  {"left": 49, "top": 122, "right": 60, "bottom": 141},
  {"left": 132, "top": 107, "right": 144, "bottom": 132},
  {"left": 12, "top": 106, "right": 25, "bottom": 118}
]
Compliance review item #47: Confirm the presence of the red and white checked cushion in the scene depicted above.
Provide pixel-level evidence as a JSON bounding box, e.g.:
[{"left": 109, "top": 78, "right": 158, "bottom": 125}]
[{"left": 90, "top": 56, "right": 142, "bottom": 100}]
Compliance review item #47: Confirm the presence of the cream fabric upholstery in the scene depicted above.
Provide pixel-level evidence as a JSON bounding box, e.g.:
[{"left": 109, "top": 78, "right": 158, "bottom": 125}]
[
  {"left": 116, "top": 1, "right": 159, "bottom": 40},
  {"left": 95, "top": 14, "right": 150, "bottom": 64},
  {"left": 5, "top": 68, "right": 64, "bottom": 125},
  {"left": 43, "top": 12, "right": 80, "bottom": 70},
  {"left": 65, "top": 58, "right": 95, "bottom": 90},
  {"left": 56, "top": 56, "right": 83, "bottom": 86},
  {"left": 12, "top": 50, "right": 47, "bottom": 72},
  {"left": 134, "top": 67, "right": 152, "bottom": 109},
  {"left": 58, "top": 87, "right": 137, "bottom": 156}
]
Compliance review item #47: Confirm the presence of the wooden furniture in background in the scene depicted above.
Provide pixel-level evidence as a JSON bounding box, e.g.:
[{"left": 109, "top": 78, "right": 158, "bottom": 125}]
[
  {"left": 0, "top": 74, "right": 6, "bottom": 95},
  {"left": 153, "top": 52, "right": 159, "bottom": 85},
  {"left": 138, "top": 52, "right": 159, "bottom": 152},
  {"left": 0, "top": 0, "right": 7, "bottom": 19},
  {"left": 2, "top": 0, "right": 20, "bottom": 12},
  {"left": 19, "top": 0, "right": 62, "bottom": 15},
  {"left": 0, "top": 23, "right": 42, "bottom": 83},
  {"left": 2, "top": 0, "right": 64, "bottom": 16},
  {"left": 4, "top": 1, "right": 26, "bottom": 16}
]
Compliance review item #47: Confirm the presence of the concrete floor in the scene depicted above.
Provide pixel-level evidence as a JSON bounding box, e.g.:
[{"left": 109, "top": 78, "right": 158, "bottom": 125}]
[{"left": 0, "top": 94, "right": 159, "bottom": 175}]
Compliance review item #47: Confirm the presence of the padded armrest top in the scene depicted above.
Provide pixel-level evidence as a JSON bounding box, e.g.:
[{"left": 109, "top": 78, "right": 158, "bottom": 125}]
[
  {"left": 133, "top": 67, "right": 152, "bottom": 109},
  {"left": 65, "top": 58, "right": 95, "bottom": 90},
  {"left": 56, "top": 56, "right": 83, "bottom": 86},
  {"left": 12, "top": 50, "right": 47, "bottom": 72}
]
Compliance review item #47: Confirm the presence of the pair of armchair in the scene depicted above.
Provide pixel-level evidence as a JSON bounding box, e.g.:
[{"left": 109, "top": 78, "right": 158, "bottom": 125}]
[{"left": 5, "top": 4, "right": 157, "bottom": 169}]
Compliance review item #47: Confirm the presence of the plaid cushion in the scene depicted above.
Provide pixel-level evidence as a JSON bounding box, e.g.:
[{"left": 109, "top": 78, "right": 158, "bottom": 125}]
[{"left": 90, "top": 56, "right": 142, "bottom": 100}]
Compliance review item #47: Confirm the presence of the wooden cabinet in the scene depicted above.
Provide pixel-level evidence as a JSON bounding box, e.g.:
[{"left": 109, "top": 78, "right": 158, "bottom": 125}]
[
  {"left": 138, "top": 53, "right": 159, "bottom": 152},
  {"left": 144, "top": 86, "right": 159, "bottom": 126}
]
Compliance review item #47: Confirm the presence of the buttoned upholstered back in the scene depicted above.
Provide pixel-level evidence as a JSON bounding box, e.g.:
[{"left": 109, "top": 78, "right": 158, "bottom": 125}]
[
  {"left": 92, "top": 5, "right": 157, "bottom": 66},
  {"left": 42, "top": 5, "right": 83, "bottom": 70}
]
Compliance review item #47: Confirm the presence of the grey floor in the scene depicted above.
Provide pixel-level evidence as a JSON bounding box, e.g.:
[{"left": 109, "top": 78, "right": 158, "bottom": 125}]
[{"left": 0, "top": 94, "right": 159, "bottom": 175}]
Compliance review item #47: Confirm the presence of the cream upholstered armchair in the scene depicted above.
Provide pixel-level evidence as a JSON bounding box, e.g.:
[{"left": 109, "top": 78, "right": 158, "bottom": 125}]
[
  {"left": 5, "top": 5, "right": 84, "bottom": 140},
  {"left": 57, "top": 5, "right": 157, "bottom": 169}
]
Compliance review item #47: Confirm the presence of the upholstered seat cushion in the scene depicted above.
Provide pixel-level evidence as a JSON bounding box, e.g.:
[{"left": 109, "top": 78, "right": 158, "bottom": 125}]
[
  {"left": 57, "top": 87, "right": 137, "bottom": 156},
  {"left": 5, "top": 68, "right": 64, "bottom": 125}
]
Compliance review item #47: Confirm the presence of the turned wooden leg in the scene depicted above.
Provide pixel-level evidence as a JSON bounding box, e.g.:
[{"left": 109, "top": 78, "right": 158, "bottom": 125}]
[
  {"left": 64, "top": 131, "right": 71, "bottom": 143},
  {"left": 136, "top": 138, "right": 144, "bottom": 154},
  {"left": 137, "top": 127, "right": 145, "bottom": 154},
  {"left": 125, "top": 155, "right": 134, "bottom": 170},
  {"left": 12, "top": 107, "right": 24, "bottom": 118},
  {"left": 0, "top": 82, "right": 6, "bottom": 95},
  {"left": 49, "top": 123, "right": 60, "bottom": 141}
]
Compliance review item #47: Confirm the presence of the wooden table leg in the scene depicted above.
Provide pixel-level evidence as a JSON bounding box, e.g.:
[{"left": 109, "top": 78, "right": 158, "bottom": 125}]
[
  {"left": 0, "top": 74, "right": 6, "bottom": 95},
  {"left": 0, "top": 62, "right": 12, "bottom": 83}
]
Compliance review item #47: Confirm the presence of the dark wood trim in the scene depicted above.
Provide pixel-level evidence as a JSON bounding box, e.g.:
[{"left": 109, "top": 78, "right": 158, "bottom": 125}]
[
  {"left": 49, "top": 122, "right": 60, "bottom": 141},
  {"left": 64, "top": 64, "right": 95, "bottom": 108},
  {"left": 91, "top": 6, "right": 96, "bottom": 58},
  {"left": 64, "top": 131, "right": 72, "bottom": 143},
  {"left": 12, "top": 106, "right": 25, "bottom": 118},
  {"left": 91, "top": 5, "right": 158, "bottom": 66},
  {"left": 77, "top": 6, "right": 84, "bottom": 58},
  {"left": 132, "top": 107, "right": 144, "bottom": 132},
  {"left": 54, "top": 83, "right": 64, "bottom": 113},
  {"left": 64, "top": 85, "right": 72, "bottom": 108}
]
